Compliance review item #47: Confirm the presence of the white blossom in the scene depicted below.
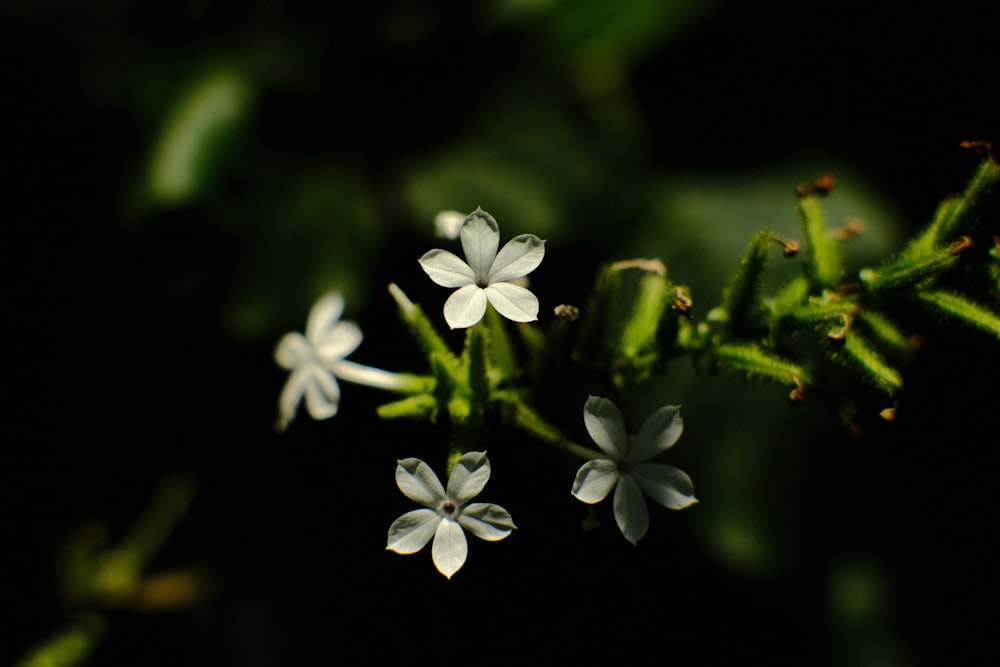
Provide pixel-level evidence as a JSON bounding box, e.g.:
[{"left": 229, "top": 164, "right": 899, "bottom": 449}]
[
  {"left": 419, "top": 208, "right": 545, "bottom": 329},
  {"left": 274, "top": 292, "right": 408, "bottom": 432},
  {"left": 386, "top": 451, "right": 515, "bottom": 579},
  {"left": 571, "top": 396, "right": 697, "bottom": 544},
  {"left": 434, "top": 210, "right": 467, "bottom": 240}
]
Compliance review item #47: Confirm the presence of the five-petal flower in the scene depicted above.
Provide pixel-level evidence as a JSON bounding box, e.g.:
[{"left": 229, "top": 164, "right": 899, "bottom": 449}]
[
  {"left": 273, "top": 292, "right": 362, "bottom": 431},
  {"left": 386, "top": 451, "right": 516, "bottom": 579},
  {"left": 571, "top": 396, "right": 697, "bottom": 545},
  {"left": 419, "top": 208, "right": 545, "bottom": 329}
]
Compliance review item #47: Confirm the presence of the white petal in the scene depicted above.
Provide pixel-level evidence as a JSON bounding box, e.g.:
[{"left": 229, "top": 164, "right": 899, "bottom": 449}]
[
  {"left": 303, "top": 367, "right": 341, "bottom": 420},
  {"left": 460, "top": 209, "right": 500, "bottom": 281},
  {"left": 316, "top": 320, "right": 363, "bottom": 363},
  {"left": 386, "top": 509, "right": 440, "bottom": 554},
  {"left": 276, "top": 365, "right": 310, "bottom": 431},
  {"left": 306, "top": 292, "right": 345, "bottom": 344},
  {"left": 419, "top": 249, "right": 476, "bottom": 288},
  {"left": 274, "top": 332, "right": 313, "bottom": 369},
  {"left": 488, "top": 234, "right": 545, "bottom": 283},
  {"left": 442, "top": 284, "right": 488, "bottom": 329},
  {"left": 395, "top": 458, "right": 447, "bottom": 507},
  {"left": 583, "top": 396, "right": 628, "bottom": 461},
  {"left": 631, "top": 463, "right": 698, "bottom": 510},
  {"left": 446, "top": 451, "right": 491, "bottom": 504},
  {"left": 629, "top": 405, "right": 684, "bottom": 463},
  {"left": 613, "top": 475, "right": 649, "bottom": 545},
  {"left": 432, "top": 519, "right": 468, "bottom": 579},
  {"left": 571, "top": 459, "right": 620, "bottom": 504},
  {"left": 459, "top": 503, "right": 516, "bottom": 541},
  {"left": 484, "top": 282, "right": 539, "bottom": 323}
]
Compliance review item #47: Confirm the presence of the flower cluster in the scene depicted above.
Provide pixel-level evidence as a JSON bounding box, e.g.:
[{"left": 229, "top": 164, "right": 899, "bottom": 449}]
[{"left": 274, "top": 207, "right": 698, "bottom": 577}]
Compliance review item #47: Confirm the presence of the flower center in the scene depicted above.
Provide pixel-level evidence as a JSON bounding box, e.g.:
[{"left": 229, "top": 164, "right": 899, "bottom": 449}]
[
  {"left": 475, "top": 279, "right": 489, "bottom": 289},
  {"left": 440, "top": 501, "right": 457, "bottom": 517}
]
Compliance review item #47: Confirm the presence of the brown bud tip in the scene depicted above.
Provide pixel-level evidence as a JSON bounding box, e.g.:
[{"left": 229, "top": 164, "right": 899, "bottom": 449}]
[
  {"left": 880, "top": 406, "right": 897, "bottom": 422},
  {"left": 771, "top": 235, "right": 800, "bottom": 257},
  {"left": 671, "top": 287, "right": 694, "bottom": 318},
  {"left": 796, "top": 173, "right": 835, "bottom": 197},
  {"left": 948, "top": 235, "right": 972, "bottom": 255},
  {"left": 830, "top": 217, "right": 865, "bottom": 241},
  {"left": 827, "top": 313, "right": 852, "bottom": 343},
  {"left": 788, "top": 376, "right": 806, "bottom": 404},
  {"left": 959, "top": 140, "right": 995, "bottom": 162}
]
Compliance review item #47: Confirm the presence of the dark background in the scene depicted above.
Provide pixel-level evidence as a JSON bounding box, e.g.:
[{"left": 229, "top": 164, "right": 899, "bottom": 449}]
[{"left": 5, "top": 1, "right": 998, "bottom": 664}]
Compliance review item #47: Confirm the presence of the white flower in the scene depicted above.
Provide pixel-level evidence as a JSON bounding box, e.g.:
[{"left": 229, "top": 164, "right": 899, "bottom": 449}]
[
  {"left": 274, "top": 292, "right": 410, "bottom": 432},
  {"left": 418, "top": 208, "right": 545, "bottom": 329},
  {"left": 571, "top": 396, "right": 697, "bottom": 545},
  {"left": 434, "top": 210, "right": 467, "bottom": 240},
  {"left": 386, "top": 451, "right": 516, "bottom": 579}
]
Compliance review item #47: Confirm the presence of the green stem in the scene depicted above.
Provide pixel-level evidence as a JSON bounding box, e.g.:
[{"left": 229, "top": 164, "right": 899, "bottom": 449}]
[{"left": 503, "top": 396, "right": 603, "bottom": 461}]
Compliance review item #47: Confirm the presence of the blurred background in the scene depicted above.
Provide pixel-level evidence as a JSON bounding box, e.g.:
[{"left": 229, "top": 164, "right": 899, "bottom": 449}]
[{"left": 4, "top": 1, "right": 998, "bottom": 664}]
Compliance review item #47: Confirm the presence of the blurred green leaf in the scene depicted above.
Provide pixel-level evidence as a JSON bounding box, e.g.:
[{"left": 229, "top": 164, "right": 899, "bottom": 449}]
[{"left": 146, "top": 66, "right": 253, "bottom": 205}]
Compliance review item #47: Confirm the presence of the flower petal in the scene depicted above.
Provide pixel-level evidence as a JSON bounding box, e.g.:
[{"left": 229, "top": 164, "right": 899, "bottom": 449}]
[
  {"left": 484, "top": 282, "right": 539, "bottom": 322},
  {"left": 443, "top": 284, "right": 488, "bottom": 329},
  {"left": 459, "top": 209, "right": 500, "bottom": 281},
  {"left": 459, "top": 502, "right": 516, "bottom": 541},
  {"left": 306, "top": 292, "right": 345, "bottom": 344},
  {"left": 386, "top": 509, "right": 440, "bottom": 554},
  {"left": 432, "top": 519, "right": 468, "bottom": 579},
  {"left": 631, "top": 463, "right": 698, "bottom": 510},
  {"left": 629, "top": 404, "right": 684, "bottom": 463},
  {"left": 303, "top": 367, "right": 341, "bottom": 420},
  {"left": 571, "top": 458, "right": 620, "bottom": 504},
  {"left": 446, "top": 451, "right": 491, "bottom": 504},
  {"left": 583, "top": 396, "right": 628, "bottom": 461},
  {"left": 613, "top": 475, "right": 649, "bottom": 545},
  {"left": 276, "top": 365, "right": 310, "bottom": 431},
  {"left": 419, "top": 249, "right": 476, "bottom": 288},
  {"left": 274, "top": 332, "right": 313, "bottom": 369},
  {"left": 395, "top": 458, "right": 447, "bottom": 507},
  {"left": 488, "top": 234, "right": 545, "bottom": 283},
  {"left": 316, "top": 320, "right": 363, "bottom": 363}
]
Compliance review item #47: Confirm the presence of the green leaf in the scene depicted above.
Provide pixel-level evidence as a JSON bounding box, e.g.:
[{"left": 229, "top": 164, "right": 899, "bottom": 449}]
[
  {"left": 464, "top": 324, "right": 491, "bottom": 420},
  {"left": 485, "top": 305, "right": 517, "bottom": 383},
  {"left": 619, "top": 270, "right": 672, "bottom": 363},
  {"left": 713, "top": 343, "right": 810, "bottom": 387},
  {"left": 855, "top": 310, "right": 914, "bottom": 353},
  {"left": 574, "top": 262, "right": 623, "bottom": 363},
  {"left": 377, "top": 394, "right": 438, "bottom": 421},
  {"left": 918, "top": 290, "right": 1000, "bottom": 340},
  {"left": 146, "top": 67, "right": 252, "bottom": 205},
  {"left": 797, "top": 192, "right": 845, "bottom": 288},
  {"left": 720, "top": 229, "right": 773, "bottom": 332},
  {"left": 834, "top": 333, "right": 903, "bottom": 397},
  {"left": 859, "top": 242, "right": 961, "bottom": 292},
  {"left": 389, "top": 284, "right": 463, "bottom": 386},
  {"left": 900, "top": 156, "right": 999, "bottom": 260}
]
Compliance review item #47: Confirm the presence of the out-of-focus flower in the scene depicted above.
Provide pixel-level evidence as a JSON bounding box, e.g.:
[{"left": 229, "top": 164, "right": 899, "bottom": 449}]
[
  {"left": 419, "top": 208, "right": 545, "bottom": 329},
  {"left": 434, "top": 210, "right": 467, "bottom": 240},
  {"left": 571, "top": 396, "right": 697, "bottom": 544},
  {"left": 274, "top": 292, "right": 410, "bottom": 431}
]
